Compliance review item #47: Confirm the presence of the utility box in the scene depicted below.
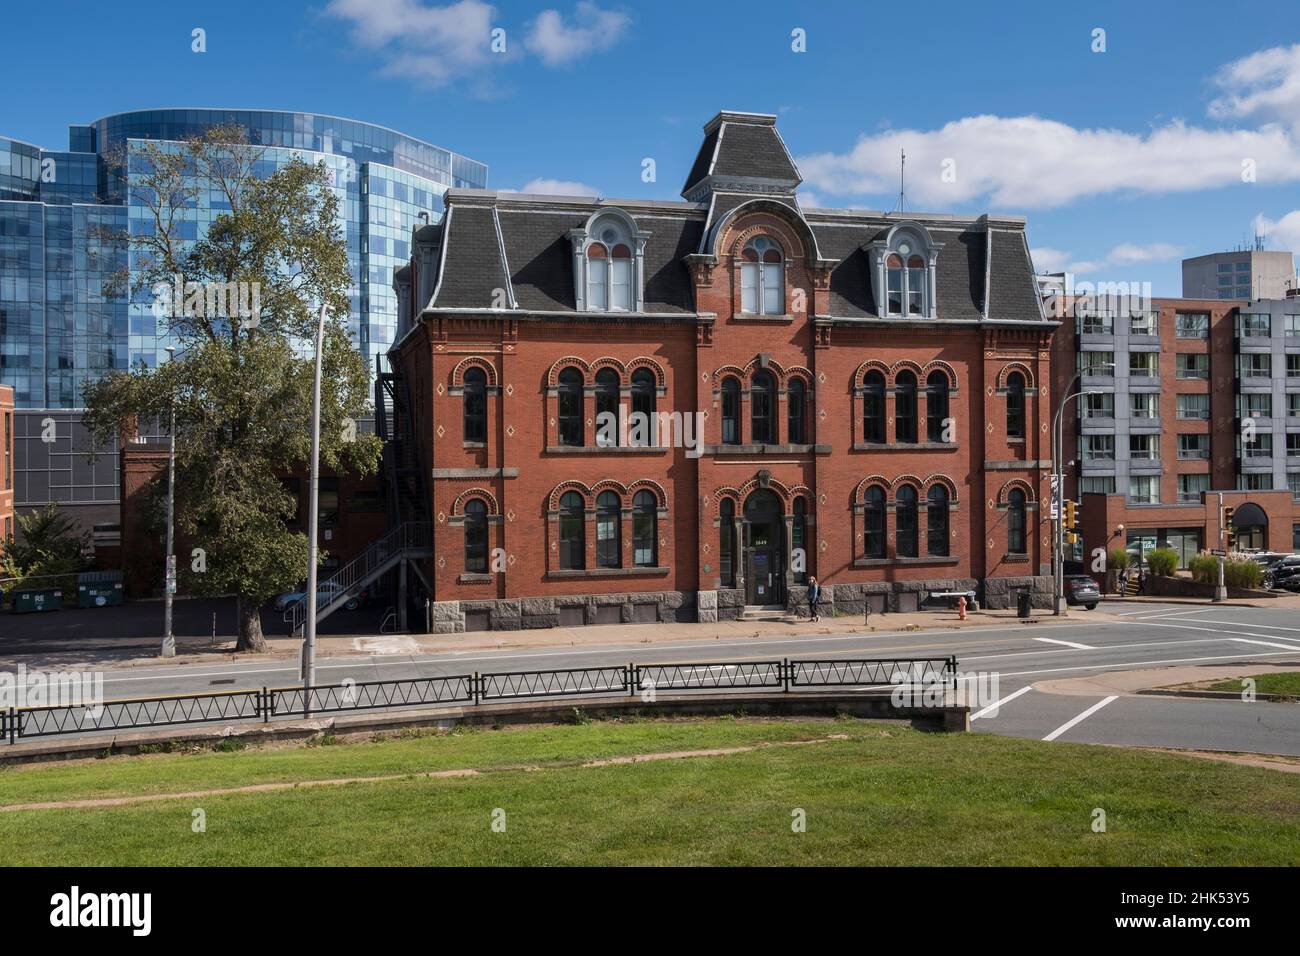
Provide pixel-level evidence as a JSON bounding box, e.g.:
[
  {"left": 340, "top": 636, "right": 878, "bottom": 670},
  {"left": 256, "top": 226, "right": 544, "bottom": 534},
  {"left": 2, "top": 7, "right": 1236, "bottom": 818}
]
[
  {"left": 13, "top": 589, "right": 63, "bottom": 614},
  {"left": 78, "top": 571, "right": 125, "bottom": 608}
]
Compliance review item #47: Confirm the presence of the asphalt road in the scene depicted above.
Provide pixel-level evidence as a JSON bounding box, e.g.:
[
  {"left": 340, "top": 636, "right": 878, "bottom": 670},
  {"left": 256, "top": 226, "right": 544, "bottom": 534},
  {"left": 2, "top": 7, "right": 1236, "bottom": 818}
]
[{"left": 14, "top": 601, "right": 1300, "bottom": 756}]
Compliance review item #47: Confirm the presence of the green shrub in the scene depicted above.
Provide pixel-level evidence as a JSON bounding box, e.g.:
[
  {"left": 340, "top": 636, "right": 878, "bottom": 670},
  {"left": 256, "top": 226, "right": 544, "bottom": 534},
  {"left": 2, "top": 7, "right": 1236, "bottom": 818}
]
[
  {"left": 1145, "top": 547, "right": 1178, "bottom": 576},
  {"left": 1224, "top": 558, "right": 1262, "bottom": 589},
  {"left": 1188, "top": 553, "right": 1219, "bottom": 584},
  {"left": 1108, "top": 548, "right": 1130, "bottom": 572}
]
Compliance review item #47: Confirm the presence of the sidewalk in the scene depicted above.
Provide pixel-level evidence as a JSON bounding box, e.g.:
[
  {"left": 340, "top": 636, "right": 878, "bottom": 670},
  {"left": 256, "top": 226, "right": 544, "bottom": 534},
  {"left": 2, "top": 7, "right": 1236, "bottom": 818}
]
[
  {"left": 2, "top": 605, "right": 1076, "bottom": 669},
  {"left": 1100, "top": 593, "right": 1291, "bottom": 609}
]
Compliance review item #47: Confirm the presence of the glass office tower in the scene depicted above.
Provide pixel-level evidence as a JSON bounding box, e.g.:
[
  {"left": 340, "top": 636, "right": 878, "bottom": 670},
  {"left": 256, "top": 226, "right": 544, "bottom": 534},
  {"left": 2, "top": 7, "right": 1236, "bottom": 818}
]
[{"left": 0, "top": 109, "right": 486, "bottom": 530}]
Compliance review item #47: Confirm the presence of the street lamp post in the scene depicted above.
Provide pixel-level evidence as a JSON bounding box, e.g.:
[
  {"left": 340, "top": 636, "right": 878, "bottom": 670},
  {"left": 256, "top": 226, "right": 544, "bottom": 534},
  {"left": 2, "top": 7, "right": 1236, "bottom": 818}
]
[
  {"left": 1051, "top": 363, "right": 1113, "bottom": 616},
  {"left": 161, "top": 345, "right": 177, "bottom": 658},
  {"left": 302, "top": 303, "right": 328, "bottom": 715}
]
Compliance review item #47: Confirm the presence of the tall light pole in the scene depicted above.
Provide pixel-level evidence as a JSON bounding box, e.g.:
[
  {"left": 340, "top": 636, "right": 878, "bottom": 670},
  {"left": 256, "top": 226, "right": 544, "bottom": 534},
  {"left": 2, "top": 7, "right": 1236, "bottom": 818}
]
[
  {"left": 302, "top": 303, "right": 328, "bottom": 715},
  {"left": 161, "top": 345, "right": 177, "bottom": 658},
  {"left": 1051, "top": 362, "right": 1113, "bottom": 616}
]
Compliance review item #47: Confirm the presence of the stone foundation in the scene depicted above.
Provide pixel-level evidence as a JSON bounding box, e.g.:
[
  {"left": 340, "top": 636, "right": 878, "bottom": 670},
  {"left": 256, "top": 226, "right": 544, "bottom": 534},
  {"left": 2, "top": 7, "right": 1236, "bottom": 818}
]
[{"left": 981, "top": 575, "right": 1056, "bottom": 610}]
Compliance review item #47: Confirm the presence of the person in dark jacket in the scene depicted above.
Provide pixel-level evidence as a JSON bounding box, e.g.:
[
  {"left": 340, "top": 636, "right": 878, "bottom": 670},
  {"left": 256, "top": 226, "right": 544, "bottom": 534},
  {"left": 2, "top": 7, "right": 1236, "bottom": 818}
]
[{"left": 808, "top": 576, "right": 821, "bottom": 622}]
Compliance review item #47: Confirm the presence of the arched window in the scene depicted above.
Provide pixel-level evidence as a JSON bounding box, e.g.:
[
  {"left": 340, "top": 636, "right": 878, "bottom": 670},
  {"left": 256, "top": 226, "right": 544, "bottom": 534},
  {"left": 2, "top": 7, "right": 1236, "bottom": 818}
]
[
  {"left": 864, "top": 486, "right": 885, "bottom": 558},
  {"left": 927, "top": 485, "right": 949, "bottom": 557},
  {"left": 633, "top": 490, "right": 657, "bottom": 567},
  {"left": 863, "top": 370, "right": 886, "bottom": 443},
  {"left": 631, "top": 368, "right": 655, "bottom": 446},
  {"left": 558, "top": 367, "right": 583, "bottom": 447},
  {"left": 741, "top": 236, "right": 784, "bottom": 315},
  {"left": 895, "top": 371, "right": 917, "bottom": 444},
  {"left": 559, "top": 491, "right": 585, "bottom": 569},
  {"left": 464, "top": 498, "right": 488, "bottom": 572},
  {"left": 1006, "top": 372, "right": 1025, "bottom": 439},
  {"left": 596, "top": 490, "right": 621, "bottom": 568},
  {"left": 886, "top": 254, "right": 904, "bottom": 315},
  {"left": 907, "top": 256, "right": 925, "bottom": 315},
  {"left": 787, "top": 377, "right": 806, "bottom": 444},
  {"left": 720, "top": 498, "right": 735, "bottom": 586},
  {"left": 792, "top": 496, "right": 808, "bottom": 585},
  {"left": 463, "top": 367, "right": 486, "bottom": 443},
  {"left": 751, "top": 370, "right": 777, "bottom": 444},
  {"left": 721, "top": 376, "right": 741, "bottom": 444},
  {"left": 585, "top": 222, "right": 634, "bottom": 312},
  {"left": 595, "top": 368, "right": 620, "bottom": 447},
  {"left": 896, "top": 485, "right": 918, "bottom": 558},
  {"left": 926, "top": 370, "right": 949, "bottom": 443},
  {"left": 1008, "top": 489, "right": 1026, "bottom": 554}
]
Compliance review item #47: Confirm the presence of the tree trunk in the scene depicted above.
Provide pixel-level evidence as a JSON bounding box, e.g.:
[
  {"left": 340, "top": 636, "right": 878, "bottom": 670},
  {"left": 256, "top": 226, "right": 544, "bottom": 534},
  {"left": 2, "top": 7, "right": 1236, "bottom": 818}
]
[{"left": 235, "top": 596, "right": 268, "bottom": 653}]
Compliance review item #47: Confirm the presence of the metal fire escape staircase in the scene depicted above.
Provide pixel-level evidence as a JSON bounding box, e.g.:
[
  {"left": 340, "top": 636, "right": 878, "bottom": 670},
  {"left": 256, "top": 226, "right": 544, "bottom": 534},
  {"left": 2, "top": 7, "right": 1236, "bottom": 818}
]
[{"left": 290, "top": 358, "right": 434, "bottom": 635}]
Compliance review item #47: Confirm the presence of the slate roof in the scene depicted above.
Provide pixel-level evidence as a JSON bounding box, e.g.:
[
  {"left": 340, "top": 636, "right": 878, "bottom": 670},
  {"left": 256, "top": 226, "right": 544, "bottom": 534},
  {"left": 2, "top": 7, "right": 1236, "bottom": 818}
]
[
  {"left": 430, "top": 205, "right": 510, "bottom": 311},
  {"left": 681, "top": 111, "right": 801, "bottom": 197}
]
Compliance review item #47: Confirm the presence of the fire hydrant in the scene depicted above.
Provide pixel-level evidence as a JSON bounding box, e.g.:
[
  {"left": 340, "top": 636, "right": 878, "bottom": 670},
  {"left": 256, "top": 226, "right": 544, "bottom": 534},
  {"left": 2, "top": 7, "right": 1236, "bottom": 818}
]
[{"left": 957, "top": 595, "right": 968, "bottom": 621}]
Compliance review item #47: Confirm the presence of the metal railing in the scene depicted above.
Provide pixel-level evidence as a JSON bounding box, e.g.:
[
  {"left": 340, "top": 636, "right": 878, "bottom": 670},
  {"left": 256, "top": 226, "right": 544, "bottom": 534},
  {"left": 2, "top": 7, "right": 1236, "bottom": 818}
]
[
  {"left": 289, "top": 521, "right": 432, "bottom": 633},
  {"left": 1, "top": 656, "right": 958, "bottom": 745}
]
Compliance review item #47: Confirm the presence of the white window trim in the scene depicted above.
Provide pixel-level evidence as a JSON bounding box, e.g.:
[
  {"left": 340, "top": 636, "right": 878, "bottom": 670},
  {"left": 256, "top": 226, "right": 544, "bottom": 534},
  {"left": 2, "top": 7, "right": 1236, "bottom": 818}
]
[
  {"left": 568, "top": 210, "right": 650, "bottom": 314},
  {"left": 867, "top": 223, "right": 942, "bottom": 320},
  {"left": 739, "top": 238, "right": 785, "bottom": 315}
]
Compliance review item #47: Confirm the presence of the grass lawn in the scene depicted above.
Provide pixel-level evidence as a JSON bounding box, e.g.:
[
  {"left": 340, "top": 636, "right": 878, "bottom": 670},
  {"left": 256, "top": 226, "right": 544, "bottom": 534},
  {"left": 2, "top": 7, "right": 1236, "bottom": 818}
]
[
  {"left": 1206, "top": 672, "right": 1300, "bottom": 698},
  {"left": 0, "top": 717, "right": 1297, "bottom": 865}
]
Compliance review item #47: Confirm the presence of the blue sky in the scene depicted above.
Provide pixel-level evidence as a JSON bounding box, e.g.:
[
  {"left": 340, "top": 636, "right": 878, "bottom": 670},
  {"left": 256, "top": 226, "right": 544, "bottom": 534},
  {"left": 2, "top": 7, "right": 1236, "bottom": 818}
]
[{"left": 5, "top": 0, "right": 1300, "bottom": 294}]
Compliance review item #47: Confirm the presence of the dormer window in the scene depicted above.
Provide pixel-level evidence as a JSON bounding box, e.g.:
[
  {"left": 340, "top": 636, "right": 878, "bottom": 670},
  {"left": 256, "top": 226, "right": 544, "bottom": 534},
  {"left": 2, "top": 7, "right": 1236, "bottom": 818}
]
[
  {"left": 872, "top": 224, "right": 940, "bottom": 319},
  {"left": 570, "top": 210, "right": 648, "bottom": 313},
  {"left": 740, "top": 236, "right": 784, "bottom": 315}
]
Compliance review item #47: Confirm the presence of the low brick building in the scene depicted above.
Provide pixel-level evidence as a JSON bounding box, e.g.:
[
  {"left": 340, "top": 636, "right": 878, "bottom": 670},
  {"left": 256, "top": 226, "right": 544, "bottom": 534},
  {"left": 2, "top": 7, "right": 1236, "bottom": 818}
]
[{"left": 388, "top": 110, "right": 1058, "bottom": 632}]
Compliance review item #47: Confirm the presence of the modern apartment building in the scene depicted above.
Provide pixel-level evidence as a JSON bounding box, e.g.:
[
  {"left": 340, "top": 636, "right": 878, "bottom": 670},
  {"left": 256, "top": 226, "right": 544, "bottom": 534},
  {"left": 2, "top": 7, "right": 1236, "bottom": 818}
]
[
  {"left": 1182, "top": 248, "right": 1296, "bottom": 300},
  {"left": 1049, "top": 292, "right": 1300, "bottom": 564},
  {"left": 0, "top": 109, "right": 486, "bottom": 535}
]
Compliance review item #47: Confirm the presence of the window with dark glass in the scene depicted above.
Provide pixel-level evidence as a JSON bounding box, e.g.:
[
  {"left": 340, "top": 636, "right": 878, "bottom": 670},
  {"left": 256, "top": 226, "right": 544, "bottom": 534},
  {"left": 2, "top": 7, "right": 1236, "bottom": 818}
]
[
  {"left": 895, "top": 371, "right": 917, "bottom": 443},
  {"left": 926, "top": 370, "right": 949, "bottom": 443},
  {"left": 595, "top": 368, "right": 620, "bottom": 447},
  {"left": 558, "top": 367, "right": 583, "bottom": 446},
  {"left": 596, "top": 491, "right": 621, "bottom": 568},
  {"left": 886, "top": 254, "right": 904, "bottom": 314},
  {"left": 1008, "top": 489, "right": 1026, "bottom": 553},
  {"left": 792, "top": 496, "right": 808, "bottom": 584},
  {"left": 787, "top": 377, "right": 806, "bottom": 444},
  {"left": 463, "top": 367, "right": 487, "bottom": 443},
  {"left": 895, "top": 485, "right": 918, "bottom": 557},
  {"left": 722, "top": 376, "right": 741, "bottom": 445},
  {"left": 1006, "top": 372, "right": 1025, "bottom": 438},
  {"left": 864, "top": 486, "right": 885, "bottom": 558},
  {"left": 318, "top": 477, "right": 339, "bottom": 526},
  {"left": 863, "top": 371, "right": 886, "bottom": 443},
  {"left": 927, "top": 485, "right": 949, "bottom": 556},
  {"left": 751, "top": 370, "right": 777, "bottom": 445},
  {"left": 464, "top": 499, "right": 488, "bottom": 573},
  {"left": 720, "top": 498, "right": 735, "bottom": 585},
  {"left": 633, "top": 491, "right": 657, "bottom": 566},
  {"left": 559, "top": 491, "right": 585, "bottom": 570},
  {"left": 631, "top": 368, "right": 655, "bottom": 445}
]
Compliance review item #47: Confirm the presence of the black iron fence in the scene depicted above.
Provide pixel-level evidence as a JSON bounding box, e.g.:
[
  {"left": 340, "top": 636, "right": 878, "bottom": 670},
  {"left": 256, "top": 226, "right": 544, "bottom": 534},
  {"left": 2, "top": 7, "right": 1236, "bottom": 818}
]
[{"left": 2, "top": 656, "right": 957, "bottom": 745}]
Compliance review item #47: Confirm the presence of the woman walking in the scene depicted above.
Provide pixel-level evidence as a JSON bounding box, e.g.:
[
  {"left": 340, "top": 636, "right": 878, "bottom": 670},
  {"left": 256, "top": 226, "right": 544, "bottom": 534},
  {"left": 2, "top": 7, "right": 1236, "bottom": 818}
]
[{"left": 808, "top": 576, "right": 821, "bottom": 622}]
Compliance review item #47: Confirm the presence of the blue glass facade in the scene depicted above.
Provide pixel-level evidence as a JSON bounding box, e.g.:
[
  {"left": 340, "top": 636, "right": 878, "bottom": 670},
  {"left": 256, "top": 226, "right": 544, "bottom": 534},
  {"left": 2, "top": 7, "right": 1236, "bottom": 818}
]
[{"left": 1, "top": 108, "right": 486, "bottom": 409}]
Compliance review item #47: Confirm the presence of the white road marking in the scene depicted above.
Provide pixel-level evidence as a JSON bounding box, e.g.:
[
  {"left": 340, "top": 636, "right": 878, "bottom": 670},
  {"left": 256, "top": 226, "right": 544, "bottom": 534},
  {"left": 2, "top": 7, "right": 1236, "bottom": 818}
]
[
  {"left": 351, "top": 636, "right": 420, "bottom": 655},
  {"left": 990, "top": 649, "right": 1298, "bottom": 681},
  {"left": 1043, "top": 696, "right": 1118, "bottom": 741},
  {"left": 970, "top": 685, "right": 1033, "bottom": 720},
  {"left": 1188, "top": 618, "right": 1300, "bottom": 633},
  {"left": 1033, "top": 637, "right": 1094, "bottom": 650},
  {"left": 1230, "top": 637, "right": 1300, "bottom": 652}
]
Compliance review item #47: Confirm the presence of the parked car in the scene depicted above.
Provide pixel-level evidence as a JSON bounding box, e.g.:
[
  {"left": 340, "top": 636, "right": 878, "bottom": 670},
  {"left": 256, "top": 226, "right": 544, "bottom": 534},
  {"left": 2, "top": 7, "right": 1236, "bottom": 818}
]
[
  {"left": 1263, "top": 555, "right": 1300, "bottom": 589},
  {"left": 273, "top": 581, "right": 368, "bottom": 613},
  {"left": 1064, "top": 574, "right": 1101, "bottom": 609}
]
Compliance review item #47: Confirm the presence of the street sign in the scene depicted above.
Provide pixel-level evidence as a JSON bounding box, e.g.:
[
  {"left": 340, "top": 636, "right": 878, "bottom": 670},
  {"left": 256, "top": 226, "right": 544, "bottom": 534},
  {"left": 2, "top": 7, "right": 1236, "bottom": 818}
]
[
  {"left": 1049, "top": 475, "right": 1060, "bottom": 520},
  {"left": 1211, "top": 549, "right": 1227, "bottom": 556}
]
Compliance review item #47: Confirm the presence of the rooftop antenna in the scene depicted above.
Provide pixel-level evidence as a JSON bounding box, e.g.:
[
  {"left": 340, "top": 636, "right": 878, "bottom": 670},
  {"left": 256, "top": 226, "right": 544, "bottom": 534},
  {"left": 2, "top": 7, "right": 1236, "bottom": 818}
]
[{"left": 890, "top": 148, "right": 910, "bottom": 215}]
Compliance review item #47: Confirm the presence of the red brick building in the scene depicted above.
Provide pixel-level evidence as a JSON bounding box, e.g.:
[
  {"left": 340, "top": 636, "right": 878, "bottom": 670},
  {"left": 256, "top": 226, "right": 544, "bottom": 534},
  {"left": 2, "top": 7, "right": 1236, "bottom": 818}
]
[{"left": 390, "top": 111, "right": 1057, "bottom": 632}]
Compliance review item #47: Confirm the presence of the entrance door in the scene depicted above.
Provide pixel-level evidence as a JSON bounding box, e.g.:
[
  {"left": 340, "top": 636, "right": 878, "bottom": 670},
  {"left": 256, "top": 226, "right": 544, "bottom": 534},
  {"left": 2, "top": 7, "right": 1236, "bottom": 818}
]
[{"left": 744, "top": 490, "right": 784, "bottom": 606}]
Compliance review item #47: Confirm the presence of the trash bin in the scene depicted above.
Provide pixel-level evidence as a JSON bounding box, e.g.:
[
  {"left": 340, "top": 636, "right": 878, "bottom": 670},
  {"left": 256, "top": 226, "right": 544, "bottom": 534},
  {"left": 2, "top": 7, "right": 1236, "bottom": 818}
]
[
  {"left": 13, "top": 589, "right": 63, "bottom": 613},
  {"left": 77, "top": 570, "right": 124, "bottom": 608},
  {"left": 1016, "top": 590, "right": 1032, "bottom": 618}
]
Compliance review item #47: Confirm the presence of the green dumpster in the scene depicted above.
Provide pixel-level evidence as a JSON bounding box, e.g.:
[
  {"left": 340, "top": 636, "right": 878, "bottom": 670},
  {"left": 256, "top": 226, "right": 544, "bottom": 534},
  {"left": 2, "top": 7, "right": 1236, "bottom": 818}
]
[
  {"left": 13, "top": 589, "right": 62, "bottom": 613},
  {"left": 78, "top": 571, "right": 124, "bottom": 608}
]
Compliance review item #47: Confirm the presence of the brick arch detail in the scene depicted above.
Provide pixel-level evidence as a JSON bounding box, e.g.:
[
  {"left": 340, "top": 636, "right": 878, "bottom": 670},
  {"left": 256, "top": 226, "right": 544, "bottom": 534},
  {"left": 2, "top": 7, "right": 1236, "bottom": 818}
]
[
  {"left": 628, "top": 478, "right": 669, "bottom": 508},
  {"left": 997, "top": 362, "right": 1035, "bottom": 389},
  {"left": 854, "top": 359, "right": 891, "bottom": 388},
  {"left": 591, "top": 478, "right": 630, "bottom": 503},
  {"left": 712, "top": 364, "right": 748, "bottom": 386},
  {"left": 452, "top": 487, "right": 499, "bottom": 516},
  {"left": 997, "top": 477, "right": 1036, "bottom": 504},
  {"left": 889, "top": 360, "right": 923, "bottom": 384},
  {"left": 921, "top": 360, "right": 958, "bottom": 389},
  {"left": 890, "top": 474, "right": 924, "bottom": 493},
  {"left": 548, "top": 480, "right": 592, "bottom": 511},
  {"left": 723, "top": 216, "right": 807, "bottom": 262},
  {"left": 852, "top": 475, "right": 892, "bottom": 504},
  {"left": 626, "top": 356, "right": 667, "bottom": 388},
  {"left": 589, "top": 356, "right": 627, "bottom": 379},
  {"left": 451, "top": 356, "right": 498, "bottom": 388},
  {"left": 736, "top": 476, "right": 793, "bottom": 507},
  {"left": 922, "top": 473, "right": 959, "bottom": 503},
  {"left": 547, "top": 357, "right": 592, "bottom": 386},
  {"left": 711, "top": 486, "right": 743, "bottom": 517}
]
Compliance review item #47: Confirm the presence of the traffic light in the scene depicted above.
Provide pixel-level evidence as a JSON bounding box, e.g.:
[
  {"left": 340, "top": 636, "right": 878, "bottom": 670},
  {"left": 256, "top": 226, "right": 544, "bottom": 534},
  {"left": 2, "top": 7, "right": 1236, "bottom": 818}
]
[
  {"left": 1062, "top": 499, "right": 1079, "bottom": 545},
  {"left": 1224, "top": 506, "right": 1236, "bottom": 550}
]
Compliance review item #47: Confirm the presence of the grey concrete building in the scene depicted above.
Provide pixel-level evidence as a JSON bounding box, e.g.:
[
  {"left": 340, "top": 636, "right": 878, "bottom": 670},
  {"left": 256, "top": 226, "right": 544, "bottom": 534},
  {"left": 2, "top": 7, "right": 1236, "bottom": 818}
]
[{"left": 1182, "top": 249, "right": 1296, "bottom": 301}]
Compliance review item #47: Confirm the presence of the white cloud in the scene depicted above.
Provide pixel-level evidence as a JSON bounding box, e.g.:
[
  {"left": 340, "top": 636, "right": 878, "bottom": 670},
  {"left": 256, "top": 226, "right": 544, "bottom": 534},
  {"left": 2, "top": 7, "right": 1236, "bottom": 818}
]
[
  {"left": 1254, "top": 210, "right": 1300, "bottom": 255},
  {"left": 525, "top": 2, "right": 631, "bottom": 67},
  {"left": 325, "top": 0, "right": 497, "bottom": 87},
  {"left": 1031, "top": 243, "right": 1184, "bottom": 277},
  {"left": 1209, "top": 43, "right": 1300, "bottom": 123},
  {"left": 509, "top": 177, "right": 602, "bottom": 197},
  {"left": 797, "top": 115, "right": 1300, "bottom": 210}
]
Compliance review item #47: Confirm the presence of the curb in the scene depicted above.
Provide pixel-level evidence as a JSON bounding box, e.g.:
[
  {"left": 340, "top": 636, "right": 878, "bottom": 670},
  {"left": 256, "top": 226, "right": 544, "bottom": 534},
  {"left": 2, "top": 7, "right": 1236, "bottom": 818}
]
[
  {"left": 1137, "top": 688, "right": 1298, "bottom": 703},
  {"left": 1100, "top": 597, "right": 1260, "bottom": 608}
]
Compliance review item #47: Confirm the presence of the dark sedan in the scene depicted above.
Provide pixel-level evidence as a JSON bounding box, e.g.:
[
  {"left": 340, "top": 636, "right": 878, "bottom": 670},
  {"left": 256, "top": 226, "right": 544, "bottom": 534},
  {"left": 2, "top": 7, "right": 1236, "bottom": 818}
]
[{"left": 1064, "top": 574, "right": 1101, "bottom": 609}]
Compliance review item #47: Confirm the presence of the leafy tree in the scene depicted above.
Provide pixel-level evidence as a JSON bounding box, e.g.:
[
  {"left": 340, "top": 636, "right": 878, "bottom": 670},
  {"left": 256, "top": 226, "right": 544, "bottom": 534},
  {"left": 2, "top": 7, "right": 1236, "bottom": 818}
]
[
  {"left": 0, "top": 503, "right": 89, "bottom": 595},
  {"left": 83, "top": 126, "right": 379, "bottom": 651}
]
